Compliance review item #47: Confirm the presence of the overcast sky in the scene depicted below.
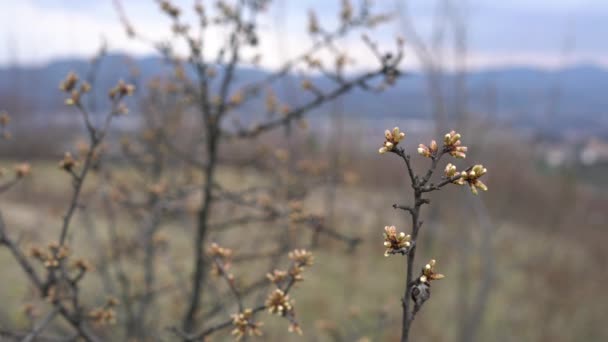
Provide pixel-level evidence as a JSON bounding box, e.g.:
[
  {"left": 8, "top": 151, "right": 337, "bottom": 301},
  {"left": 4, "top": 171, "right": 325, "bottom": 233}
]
[{"left": 1, "top": 0, "right": 607, "bottom": 70}]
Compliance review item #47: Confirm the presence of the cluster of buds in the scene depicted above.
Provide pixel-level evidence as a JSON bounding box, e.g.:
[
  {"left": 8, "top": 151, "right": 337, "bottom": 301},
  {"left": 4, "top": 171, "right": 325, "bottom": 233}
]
[
  {"left": 0, "top": 110, "right": 10, "bottom": 140},
  {"left": 208, "top": 242, "right": 233, "bottom": 277},
  {"left": 58, "top": 152, "right": 78, "bottom": 172},
  {"left": 152, "top": 231, "right": 170, "bottom": 249},
  {"left": 417, "top": 140, "right": 438, "bottom": 158},
  {"left": 304, "top": 55, "right": 322, "bottom": 69},
  {"left": 59, "top": 72, "right": 78, "bottom": 92},
  {"left": 48, "top": 242, "right": 70, "bottom": 268},
  {"left": 29, "top": 242, "right": 70, "bottom": 269},
  {"left": 274, "top": 148, "right": 289, "bottom": 163},
  {"left": 265, "top": 89, "right": 277, "bottom": 113},
  {"left": 340, "top": 0, "right": 353, "bottom": 24},
  {"left": 288, "top": 249, "right": 314, "bottom": 268},
  {"left": 109, "top": 80, "right": 135, "bottom": 101},
  {"left": 230, "top": 91, "right": 244, "bottom": 106},
  {"left": 343, "top": 170, "right": 360, "bottom": 185},
  {"left": 266, "top": 269, "right": 289, "bottom": 285},
  {"left": 419, "top": 259, "right": 444, "bottom": 284},
  {"left": 29, "top": 242, "right": 70, "bottom": 268},
  {"left": 72, "top": 258, "right": 93, "bottom": 272},
  {"left": 301, "top": 79, "right": 313, "bottom": 91},
  {"left": 255, "top": 193, "right": 273, "bottom": 211},
  {"left": 335, "top": 54, "right": 348, "bottom": 72},
  {"left": 378, "top": 127, "right": 405, "bottom": 154},
  {"left": 148, "top": 181, "right": 167, "bottom": 197},
  {"left": 15, "top": 163, "right": 31, "bottom": 178},
  {"left": 231, "top": 309, "right": 263, "bottom": 340},
  {"left": 160, "top": 1, "right": 180, "bottom": 18},
  {"left": 308, "top": 10, "right": 320, "bottom": 34},
  {"left": 262, "top": 250, "right": 313, "bottom": 336},
  {"left": 265, "top": 289, "right": 292, "bottom": 316},
  {"left": 287, "top": 249, "right": 314, "bottom": 283},
  {"left": 296, "top": 159, "right": 329, "bottom": 177},
  {"left": 206, "top": 67, "right": 217, "bottom": 79},
  {"left": 411, "top": 259, "right": 445, "bottom": 311},
  {"left": 22, "top": 303, "right": 40, "bottom": 320},
  {"left": 445, "top": 163, "right": 488, "bottom": 194},
  {"left": 194, "top": 1, "right": 205, "bottom": 17},
  {"left": 288, "top": 320, "right": 303, "bottom": 335},
  {"left": 459, "top": 164, "right": 488, "bottom": 195},
  {"left": 216, "top": 1, "right": 237, "bottom": 20},
  {"left": 60, "top": 72, "right": 91, "bottom": 106},
  {"left": 444, "top": 163, "right": 458, "bottom": 179},
  {"left": 366, "top": 13, "right": 393, "bottom": 28},
  {"left": 287, "top": 200, "right": 306, "bottom": 222},
  {"left": 443, "top": 130, "right": 467, "bottom": 158},
  {"left": 88, "top": 297, "right": 119, "bottom": 326},
  {"left": 297, "top": 118, "right": 309, "bottom": 131},
  {"left": 280, "top": 104, "right": 291, "bottom": 117},
  {"left": 171, "top": 22, "right": 189, "bottom": 34},
  {"left": 383, "top": 225, "right": 412, "bottom": 256}
]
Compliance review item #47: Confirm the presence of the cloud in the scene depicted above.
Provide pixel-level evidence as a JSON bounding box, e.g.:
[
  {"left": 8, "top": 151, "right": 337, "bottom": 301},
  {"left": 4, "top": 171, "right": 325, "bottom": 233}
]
[
  {"left": 0, "top": 0, "right": 606, "bottom": 70},
  {"left": 0, "top": 0, "right": 154, "bottom": 65}
]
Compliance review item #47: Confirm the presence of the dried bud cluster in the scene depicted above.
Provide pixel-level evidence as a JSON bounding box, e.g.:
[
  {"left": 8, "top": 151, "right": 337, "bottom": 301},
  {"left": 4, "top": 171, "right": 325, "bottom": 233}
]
[
  {"left": 411, "top": 259, "right": 445, "bottom": 311},
  {"left": 378, "top": 127, "right": 405, "bottom": 154},
  {"left": 443, "top": 130, "right": 468, "bottom": 159},
  {"left": 231, "top": 309, "right": 263, "bottom": 340},
  {"left": 383, "top": 225, "right": 412, "bottom": 257}
]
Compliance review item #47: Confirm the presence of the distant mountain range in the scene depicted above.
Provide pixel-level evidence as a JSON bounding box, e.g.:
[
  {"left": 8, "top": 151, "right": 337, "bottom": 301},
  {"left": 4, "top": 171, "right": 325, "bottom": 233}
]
[{"left": 1, "top": 54, "right": 607, "bottom": 137}]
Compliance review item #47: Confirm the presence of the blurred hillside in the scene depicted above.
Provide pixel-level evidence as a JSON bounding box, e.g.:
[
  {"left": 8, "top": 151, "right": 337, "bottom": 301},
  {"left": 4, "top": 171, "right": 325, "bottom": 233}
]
[{"left": 2, "top": 55, "right": 607, "bottom": 138}]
